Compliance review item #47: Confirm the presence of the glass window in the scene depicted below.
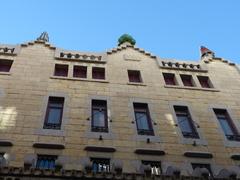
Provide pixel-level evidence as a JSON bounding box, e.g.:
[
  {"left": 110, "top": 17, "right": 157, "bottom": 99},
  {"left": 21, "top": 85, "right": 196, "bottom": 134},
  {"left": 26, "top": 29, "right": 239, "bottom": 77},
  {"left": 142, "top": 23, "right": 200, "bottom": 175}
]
[
  {"left": 163, "top": 73, "right": 176, "bottom": 85},
  {"left": 180, "top": 74, "right": 194, "bottom": 87},
  {"left": 128, "top": 70, "right": 142, "bottom": 83},
  {"left": 134, "top": 103, "right": 154, "bottom": 136},
  {"left": 197, "top": 76, "right": 212, "bottom": 88},
  {"left": 92, "top": 67, "right": 105, "bottom": 80},
  {"left": 91, "top": 158, "right": 110, "bottom": 173},
  {"left": 36, "top": 155, "right": 57, "bottom": 169},
  {"left": 54, "top": 64, "right": 68, "bottom": 77},
  {"left": 174, "top": 106, "right": 199, "bottom": 138},
  {"left": 142, "top": 161, "right": 162, "bottom": 175},
  {"left": 91, "top": 100, "right": 108, "bottom": 132},
  {"left": 0, "top": 59, "right": 13, "bottom": 72},
  {"left": 214, "top": 109, "right": 240, "bottom": 141},
  {"left": 73, "top": 65, "right": 87, "bottom": 78},
  {"left": 44, "top": 97, "right": 64, "bottom": 129}
]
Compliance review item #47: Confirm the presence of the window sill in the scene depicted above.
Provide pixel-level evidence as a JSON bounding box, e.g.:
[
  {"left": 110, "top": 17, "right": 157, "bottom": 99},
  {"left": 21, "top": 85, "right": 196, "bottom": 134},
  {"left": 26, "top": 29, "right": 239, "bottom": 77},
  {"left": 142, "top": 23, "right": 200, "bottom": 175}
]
[
  {"left": 0, "top": 72, "right": 11, "bottom": 76},
  {"left": 164, "top": 85, "right": 219, "bottom": 92},
  {"left": 35, "top": 129, "right": 65, "bottom": 137},
  {"left": 50, "top": 76, "right": 109, "bottom": 83},
  {"left": 127, "top": 82, "right": 147, "bottom": 86}
]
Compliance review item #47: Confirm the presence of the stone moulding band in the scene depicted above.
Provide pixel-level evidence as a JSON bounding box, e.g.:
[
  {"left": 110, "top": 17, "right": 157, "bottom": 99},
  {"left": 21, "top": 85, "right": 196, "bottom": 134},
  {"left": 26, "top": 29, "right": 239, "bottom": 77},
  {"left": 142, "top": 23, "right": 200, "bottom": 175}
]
[
  {"left": 184, "top": 151, "right": 213, "bottom": 159},
  {"left": 0, "top": 141, "right": 13, "bottom": 147},
  {"left": 32, "top": 143, "right": 65, "bottom": 149},
  {"left": 134, "top": 149, "right": 165, "bottom": 156},
  {"left": 84, "top": 146, "right": 116, "bottom": 152}
]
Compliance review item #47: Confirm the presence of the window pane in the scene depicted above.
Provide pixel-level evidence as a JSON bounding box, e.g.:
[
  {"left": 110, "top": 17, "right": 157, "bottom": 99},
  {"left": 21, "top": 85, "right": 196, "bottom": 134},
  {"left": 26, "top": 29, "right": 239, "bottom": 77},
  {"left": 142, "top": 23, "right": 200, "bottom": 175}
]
[
  {"left": 174, "top": 106, "right": 199, "bottom": 138},
  {"left": 92, "top": 67, "right": 105, "bottom": 79},
  {"left": 177, "top": 115, "right": 193, "bottom": 133},
  {"left": 181, "top": 75, "right": 194, "bottom": 86},
  {"left": 128, "top": 70, "right": 142, "bottom": 83},
  {"left": 214, "top": 109, "right": 239, "bottom": 141},
  {"left": 93, "top": 109, "right": 105, "bottom": 127},
  {"left": 198, "top": 76, "right": 211, "bottom": 88},
  {"left": 36, "top": 155, "right": 56, "bottom": 169},
  {"left": 47, "top": 108, "right": 61, "bottom": 124},
  {"left": 219, "top": 118, "right": 234, "bottom": 136},
  {"left": 163, "top": 73, "right": 176, "bottom": 85},
  {"left": 136, "top": 112, "right": 149, "bottom": 130},
  {"left": 49, "top": 102, "right": 63, "bottom": 108},
  {"left": 54, "top": 64, "right": 68, "bottom": 77},
  {"left": 73, "top": 66, "right": 87, "bottom": 78},
  {"left": 0, "top": 59, "right": 13, "bottom": 72}
]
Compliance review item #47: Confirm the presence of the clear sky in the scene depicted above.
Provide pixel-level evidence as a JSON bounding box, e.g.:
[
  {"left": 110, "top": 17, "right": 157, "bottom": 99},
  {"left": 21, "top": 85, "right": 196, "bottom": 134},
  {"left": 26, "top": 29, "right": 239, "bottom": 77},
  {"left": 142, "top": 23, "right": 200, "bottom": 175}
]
[{"left": 1, "top": 0, "right": 240, "bottom": 63}]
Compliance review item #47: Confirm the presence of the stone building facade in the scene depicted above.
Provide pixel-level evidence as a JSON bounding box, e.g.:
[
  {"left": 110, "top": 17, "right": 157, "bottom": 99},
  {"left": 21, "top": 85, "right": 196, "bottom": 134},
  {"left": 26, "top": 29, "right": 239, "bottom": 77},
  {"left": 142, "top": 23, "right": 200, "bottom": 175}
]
[{"left": 0, "top": 33, "right": 240, "bottom": 179}]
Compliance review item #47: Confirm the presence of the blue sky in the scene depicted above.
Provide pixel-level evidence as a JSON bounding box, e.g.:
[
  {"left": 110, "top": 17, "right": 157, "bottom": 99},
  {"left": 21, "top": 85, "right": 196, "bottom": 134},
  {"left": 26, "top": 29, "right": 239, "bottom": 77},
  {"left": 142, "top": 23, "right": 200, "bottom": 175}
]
[{"left": 1, "top": 0, "right": 240, "bottom": 62}]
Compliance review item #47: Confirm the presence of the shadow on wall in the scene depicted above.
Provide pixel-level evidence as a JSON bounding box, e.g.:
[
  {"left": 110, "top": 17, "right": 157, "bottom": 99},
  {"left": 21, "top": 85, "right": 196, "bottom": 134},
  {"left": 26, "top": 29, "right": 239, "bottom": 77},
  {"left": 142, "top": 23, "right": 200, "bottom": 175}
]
[{"left": 0, "top": 107, "right": 17, "bottom": 130}]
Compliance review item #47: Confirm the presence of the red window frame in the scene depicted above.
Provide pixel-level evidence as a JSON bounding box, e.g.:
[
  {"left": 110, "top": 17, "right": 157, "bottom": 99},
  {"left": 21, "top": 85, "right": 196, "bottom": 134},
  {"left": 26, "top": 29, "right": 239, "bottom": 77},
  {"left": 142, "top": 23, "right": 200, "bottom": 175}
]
[
  {"left": 92, "top": 67, "right": 105, "bottom": 80},
  {"left": 128, "top": 70, "right": 142, "bottom": 83},
  {"left": 163, "top": 73, "right": 176, "bottom": 85},
  {"left": 54, "top": 64, "right": 68, "bottom": 77},
  {"left": 0, "top": 59, "right": 13, "bottom": 72},
  {"left": 180, "top": 75, "right": 194, "bottom": 87},
  {"left": 73, "top": 65, "right": 87, "bottom": 78},
  {"left": 197, "top": 76, "right": 212, "bottom": 88},
  {"left": 44, "top": 97, "right": 64, "bottom": 130}
]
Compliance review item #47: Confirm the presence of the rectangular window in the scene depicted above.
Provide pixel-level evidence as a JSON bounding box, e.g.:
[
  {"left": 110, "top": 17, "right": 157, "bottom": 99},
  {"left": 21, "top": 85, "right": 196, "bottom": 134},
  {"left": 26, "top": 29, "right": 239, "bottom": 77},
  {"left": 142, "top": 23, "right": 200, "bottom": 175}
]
[
  {"left": 142, "top": 161, "right": 162, "bottom": 175},
  {"left": 163, "top": 73, "right": 176, "bottom": 85},
  {"left": 91, "top": 100, "right": 108, "bottom": 132},
  {"left": 92, "top": 67, "right": 105, "bottom": 80},
  {"left": 192, "top": 163, "right": 213, "bottom": 177},
  {"left": 73, "top": 65, "right": 87, "bottom": 78},
  {"left": 91, "top": 158, "right": 110, "bottom": 173},
  {"left": 54, "top": 64, "right": 68, "bottom": 77},
  {"left": 180, "top": 74, "right": 194, "bottom": 87},
  {"left": 0, "top": 59, "right": 13, "bottom": 72},
  {"left": 197, "top": 76, "right": 212, "bottom": 88},
  {"left": 174, "top": 106, "right": 199, "bottom": 139},
  {"left": 213, "top": 109, "right": 240, "bottom": 141},
  {"left": 44, "top": 97, "right": 64, "bottom": 130},
  {"left": 134, "top": 103, "right": 154, "bottom": 136},
  {"left": 36, "top": 155, "right": 57, "bottom": 169},
  {"left": 128, "top": 70, "right": 142, "bottom": 83}
]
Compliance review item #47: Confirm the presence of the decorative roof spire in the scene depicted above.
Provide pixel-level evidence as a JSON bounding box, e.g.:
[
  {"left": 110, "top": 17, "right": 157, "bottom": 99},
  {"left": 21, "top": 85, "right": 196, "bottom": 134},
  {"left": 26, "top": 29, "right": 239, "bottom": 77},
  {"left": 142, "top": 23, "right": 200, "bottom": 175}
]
[
  {"left": 118, "top": 34, "right": 136, "bottom": 46},
  {"left": 37, "top": 32, "right": 49, "bottom": 42},
  {"left": 200, "top": 46, "right": 214, "bottom": 57}
]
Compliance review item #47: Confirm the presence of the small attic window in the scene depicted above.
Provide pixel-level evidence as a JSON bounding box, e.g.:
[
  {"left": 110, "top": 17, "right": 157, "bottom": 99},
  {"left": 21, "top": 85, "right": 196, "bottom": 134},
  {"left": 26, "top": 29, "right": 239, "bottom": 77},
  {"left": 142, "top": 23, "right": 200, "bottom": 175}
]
[
  {"left": 0, "top": 59, "right": 13, "bottom": 72},
  {"left": 73, "top": 66, "right": 87, "bottom": 78},
  {"left": 54, "top": 64, "right": 68, "bottom": 77},
  {"left": 92, "top": 67, "right": 105, "bottom": 80},
  {"left": 128, "top": 70, "right": 142, "bottom": 83}
]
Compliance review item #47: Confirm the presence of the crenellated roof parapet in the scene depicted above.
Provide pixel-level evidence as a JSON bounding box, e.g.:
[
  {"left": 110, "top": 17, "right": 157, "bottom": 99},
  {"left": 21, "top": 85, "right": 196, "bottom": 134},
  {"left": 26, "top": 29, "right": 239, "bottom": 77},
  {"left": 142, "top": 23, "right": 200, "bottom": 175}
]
[
  {"left": 0, "top": 44, "right": 20, "bottom": 56},
  {"left": 157, "top": 58, "right": 208, "bottom": 72},
  {"left": 55, "top": 48, "right": 107, "bottom": 63},
  {"left": 107, "top": 43, "right": 157, "bottom": 59}
]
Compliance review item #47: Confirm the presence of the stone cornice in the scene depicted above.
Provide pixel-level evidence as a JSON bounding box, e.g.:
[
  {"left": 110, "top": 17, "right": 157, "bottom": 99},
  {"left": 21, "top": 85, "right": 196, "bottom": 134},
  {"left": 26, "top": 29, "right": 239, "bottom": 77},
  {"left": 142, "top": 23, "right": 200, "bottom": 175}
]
[{"left": 107, "top": 44, "right": 157, "bottom": 59}]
